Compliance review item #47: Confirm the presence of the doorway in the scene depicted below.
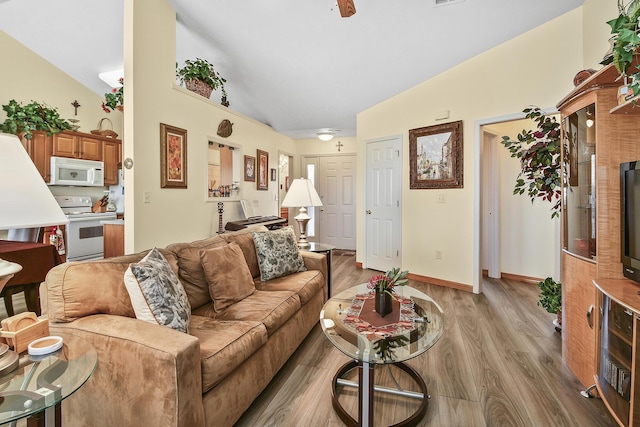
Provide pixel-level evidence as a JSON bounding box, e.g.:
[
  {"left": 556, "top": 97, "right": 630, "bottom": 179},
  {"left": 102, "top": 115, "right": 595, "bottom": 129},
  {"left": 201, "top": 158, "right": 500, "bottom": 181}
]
[
  {"left": 476, "top": 115, "right": 560, "bottom": 293},
  {"left": 364, "top": 135, "right": 402, "bottom": 272}
]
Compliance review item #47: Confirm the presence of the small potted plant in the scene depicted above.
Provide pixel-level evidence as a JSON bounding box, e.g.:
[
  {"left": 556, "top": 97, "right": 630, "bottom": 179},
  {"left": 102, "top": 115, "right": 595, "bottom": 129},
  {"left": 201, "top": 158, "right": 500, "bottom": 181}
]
[
  {"left": 501, "top": 106, "right": 562, "bottom": 219},
  {"left": 537, "top": 277, "right": 562, "bottom": 331},
  {"left": 176, "top": 58, "right": 229, "bottom": 106},
  {"left": 603, "top": 0, "right": 640, "bottom": 96},
  {"left": 367, "top": 267, "right": 409, "bottom": 317},
  {"left": 1, "top": 99, "right": 71, "bottom": 140},
  {"left": 102, "top": 77, "right": 124, "bottom": 113}
]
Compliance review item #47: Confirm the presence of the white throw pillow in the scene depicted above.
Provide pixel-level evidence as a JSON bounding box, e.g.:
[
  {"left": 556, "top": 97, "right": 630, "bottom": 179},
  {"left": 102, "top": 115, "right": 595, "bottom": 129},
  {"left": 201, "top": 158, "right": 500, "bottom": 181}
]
[{"left": 124, "top": 248, "right": 191, "bottom": 333}]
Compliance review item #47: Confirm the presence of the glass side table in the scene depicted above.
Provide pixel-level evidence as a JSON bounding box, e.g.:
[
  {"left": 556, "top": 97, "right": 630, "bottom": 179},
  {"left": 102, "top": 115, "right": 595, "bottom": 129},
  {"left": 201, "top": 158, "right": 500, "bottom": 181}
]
[
  {"left": 0, "top": 333, "right": 97, "bottom": 427},
  {"left": 300, "top": 242, "right": 336, "bottom": 297},
  {"left": 320, "top": 284, "right": 445, "bottom": 426}
]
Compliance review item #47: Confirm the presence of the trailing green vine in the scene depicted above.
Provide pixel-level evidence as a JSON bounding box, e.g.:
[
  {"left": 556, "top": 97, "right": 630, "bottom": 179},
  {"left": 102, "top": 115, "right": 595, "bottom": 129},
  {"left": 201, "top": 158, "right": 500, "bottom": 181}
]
[
  {"left": 603, "top": 0, "right": 640, "bottom": 95},
  {"left": 1, "top": 99, "right": 71, "bottom": 140}
]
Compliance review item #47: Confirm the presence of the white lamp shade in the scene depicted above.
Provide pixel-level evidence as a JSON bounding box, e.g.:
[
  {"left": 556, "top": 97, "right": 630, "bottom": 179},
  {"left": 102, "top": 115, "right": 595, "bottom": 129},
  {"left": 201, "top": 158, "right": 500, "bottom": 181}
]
[
  {"left": 281, "top": 178, "right": 323, "bottom": 208},
  {"left": 0, "top": 133, "right": 69, "bottom": 229}
]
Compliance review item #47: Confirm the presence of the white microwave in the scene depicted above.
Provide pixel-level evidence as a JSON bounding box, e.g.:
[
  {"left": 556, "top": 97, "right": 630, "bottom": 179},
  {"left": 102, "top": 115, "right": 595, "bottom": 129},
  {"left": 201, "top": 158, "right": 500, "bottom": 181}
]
[{"left": 49, "top": 156, "right": 104, "bottom": 186}]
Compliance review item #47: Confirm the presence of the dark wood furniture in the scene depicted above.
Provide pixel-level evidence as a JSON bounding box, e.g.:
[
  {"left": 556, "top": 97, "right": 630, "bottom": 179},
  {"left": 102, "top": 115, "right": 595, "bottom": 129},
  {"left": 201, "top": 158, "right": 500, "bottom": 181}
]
[
  {"left": 0, "top": 240, "right": 61, "bottom": 316},
  {"left": 225, "top": 216, "right": 286, "bottom": 231}
]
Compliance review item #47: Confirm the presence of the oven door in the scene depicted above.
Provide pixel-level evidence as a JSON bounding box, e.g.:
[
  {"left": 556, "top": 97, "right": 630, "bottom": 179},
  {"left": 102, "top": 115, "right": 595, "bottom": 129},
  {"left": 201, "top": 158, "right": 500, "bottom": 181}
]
[{"left": 65, "top": 215, "right": 115, "bottom": 261}]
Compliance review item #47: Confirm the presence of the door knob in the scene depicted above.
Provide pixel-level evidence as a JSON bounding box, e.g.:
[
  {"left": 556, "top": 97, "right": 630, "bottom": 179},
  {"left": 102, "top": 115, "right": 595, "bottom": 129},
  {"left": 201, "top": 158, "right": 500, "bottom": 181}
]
[{"left": 366, "top": 210, "right": 372, "bottom": 214}]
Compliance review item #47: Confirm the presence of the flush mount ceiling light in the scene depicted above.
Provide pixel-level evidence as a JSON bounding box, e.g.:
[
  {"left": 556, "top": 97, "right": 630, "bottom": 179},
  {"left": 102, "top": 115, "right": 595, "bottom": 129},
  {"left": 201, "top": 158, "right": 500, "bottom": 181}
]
[
  {"left": 316, "top": 130, "right": 336, "bottom": 141},
  {"left": 98, "top": 68, "right": 124, "bottom": 88}
]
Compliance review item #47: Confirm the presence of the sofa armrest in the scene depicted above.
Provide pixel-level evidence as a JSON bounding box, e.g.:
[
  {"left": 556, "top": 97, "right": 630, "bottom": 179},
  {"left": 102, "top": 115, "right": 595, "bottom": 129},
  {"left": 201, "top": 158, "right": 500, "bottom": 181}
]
[
  {"left": 50, "top": 315, "right": 205, "bottom": 427},
  {"left": 300, "top": 251, "right": 328, "bottom": 300}
]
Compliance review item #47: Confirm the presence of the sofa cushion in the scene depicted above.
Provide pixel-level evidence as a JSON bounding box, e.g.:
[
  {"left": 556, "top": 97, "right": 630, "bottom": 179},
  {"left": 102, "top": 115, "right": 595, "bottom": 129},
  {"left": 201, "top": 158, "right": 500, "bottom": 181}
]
[
  {"left": 193, "top": 290, "right": 301, "bottom": 335},
  {"left": 219, "top": 226, "right": 267, "bottom": 279},
  {"left": 252, "top": 226, "right": 306, "bottom": 281},
  {"left": 45, "top": 248, "right": 178, "bottom": 322},
  {"left": 256, "top": 270, "right": 325, "bottom": 305},
  {"left": 165, "top": 236, "right": 228, "bottom": 310},
  {"left": 189, "top": 315, "right": 267, "bottom": 393},
  {"left": 124, "top": 248, "right": 191, "bottom": 333},
  {"left": 200, "top": 242, "right": 255, "bottom": 312}
]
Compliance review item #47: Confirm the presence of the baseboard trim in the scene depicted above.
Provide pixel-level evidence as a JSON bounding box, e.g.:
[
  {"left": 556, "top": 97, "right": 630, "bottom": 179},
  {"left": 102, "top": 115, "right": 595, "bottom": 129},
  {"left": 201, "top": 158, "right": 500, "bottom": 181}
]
[
  {"left": 482, "top": 270, "right": 541, "bottom": 285},
  {"left": 354, "top": 262, "right": 471, "bottom": 291},
  {"left": 407, "top": 273, "right": 473, "bottom": 293}
]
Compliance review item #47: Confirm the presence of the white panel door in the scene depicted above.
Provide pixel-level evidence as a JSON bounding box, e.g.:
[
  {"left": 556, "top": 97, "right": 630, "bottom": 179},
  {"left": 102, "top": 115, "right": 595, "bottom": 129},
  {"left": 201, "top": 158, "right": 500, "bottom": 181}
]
[
  {"left": 365, "top": 136, "right": 402, "bottom": 272},
  {"left": 318, "top": 155, "right": 356, "bottom": 250}
]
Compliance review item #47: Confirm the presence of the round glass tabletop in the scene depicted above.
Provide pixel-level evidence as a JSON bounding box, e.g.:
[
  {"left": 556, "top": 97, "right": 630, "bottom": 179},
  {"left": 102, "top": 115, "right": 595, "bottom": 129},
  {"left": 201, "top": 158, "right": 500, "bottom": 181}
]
[
  {"left": 320, "top": 284, "right": 445, "bottom": 364},
  {"left": 0, "top": 333, "right": 97, "bottom": 424}
]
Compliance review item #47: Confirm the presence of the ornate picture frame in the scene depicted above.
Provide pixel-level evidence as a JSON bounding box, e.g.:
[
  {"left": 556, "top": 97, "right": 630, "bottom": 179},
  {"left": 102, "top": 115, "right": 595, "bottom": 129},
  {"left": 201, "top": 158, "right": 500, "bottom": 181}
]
[
  {"left": 160, "top": 123, "right": 187, "bottom": 189},
  {"left": 244, "top": 155, "right": 256, "bottom": 182},
  {"left": 257, "top": 149, "right": 269, "bottom": 190},
  {"left": 409, "top": 120, "right": 463, "bottom": 189}
]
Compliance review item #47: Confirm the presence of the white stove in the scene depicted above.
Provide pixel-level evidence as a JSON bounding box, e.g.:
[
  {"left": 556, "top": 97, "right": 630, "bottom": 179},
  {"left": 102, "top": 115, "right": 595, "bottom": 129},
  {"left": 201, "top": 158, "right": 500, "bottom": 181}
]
[{"left": 54, "top": 196, "right": 117, "bottom": 261}]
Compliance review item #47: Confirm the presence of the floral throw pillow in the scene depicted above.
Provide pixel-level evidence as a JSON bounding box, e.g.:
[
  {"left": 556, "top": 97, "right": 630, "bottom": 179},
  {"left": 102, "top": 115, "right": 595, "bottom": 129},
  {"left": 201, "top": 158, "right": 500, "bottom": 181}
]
[
  {"left": 252, "top": 226, "right": 306, "bottom": 282},
  {"left": 124, "top": 248, "right": 191, "bottom": 333}
]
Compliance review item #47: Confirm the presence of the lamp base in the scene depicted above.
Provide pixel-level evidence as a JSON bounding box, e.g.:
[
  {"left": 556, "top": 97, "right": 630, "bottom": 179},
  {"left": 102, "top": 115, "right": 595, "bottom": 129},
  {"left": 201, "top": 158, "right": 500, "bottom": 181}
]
[{"left": 294, "top": 211, "right": 311, "bottom": 249}]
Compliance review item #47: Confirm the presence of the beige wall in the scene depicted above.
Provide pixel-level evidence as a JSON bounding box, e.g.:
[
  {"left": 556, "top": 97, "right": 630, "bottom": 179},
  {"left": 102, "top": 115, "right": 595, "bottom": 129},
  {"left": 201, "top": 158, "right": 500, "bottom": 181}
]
[
  {"left": 582, "top": 0, "right": 618, "bottom": 70},
  {"left": 124, "top": 0, "right": 296, "bottom": 252},
  {"left": 0, "top": 31, "right": 122, "bottom": 138},
  {"left": 356, "top": 9, "right": 584, "bottom": 290}
]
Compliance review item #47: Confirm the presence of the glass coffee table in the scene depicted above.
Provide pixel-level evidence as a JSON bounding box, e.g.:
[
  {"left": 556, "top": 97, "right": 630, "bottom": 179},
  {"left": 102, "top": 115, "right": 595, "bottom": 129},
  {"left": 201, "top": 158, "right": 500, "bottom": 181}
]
[
  {"left": 320, "top": 284, "right": 444, "bottom": 427},
  {"left": 0, "top": 333, "right": 97, "bottom": 426}
]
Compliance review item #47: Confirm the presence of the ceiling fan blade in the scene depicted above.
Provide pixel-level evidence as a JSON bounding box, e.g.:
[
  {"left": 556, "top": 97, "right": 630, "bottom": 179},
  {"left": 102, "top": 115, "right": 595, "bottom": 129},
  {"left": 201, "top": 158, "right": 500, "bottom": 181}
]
[{"left": 337, "top": 0, "right": 356, "bottom": 17}]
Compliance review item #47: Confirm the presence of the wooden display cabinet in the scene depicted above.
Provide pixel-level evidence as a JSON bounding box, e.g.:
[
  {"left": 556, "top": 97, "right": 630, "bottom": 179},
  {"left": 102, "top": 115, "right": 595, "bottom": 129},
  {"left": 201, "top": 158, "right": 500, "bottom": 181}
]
[{"left": 557, "top": 62, "right": 640, "bottom": 391}]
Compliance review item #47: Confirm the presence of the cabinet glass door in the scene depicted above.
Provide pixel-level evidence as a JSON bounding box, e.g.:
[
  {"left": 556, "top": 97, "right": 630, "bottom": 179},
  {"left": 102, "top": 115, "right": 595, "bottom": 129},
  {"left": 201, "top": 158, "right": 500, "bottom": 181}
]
[
  {"left": 599, "top": 295, "right": 633, "bottom": 426},
  {"left": 563, "top": 104, "right": 596, "bottom": 259}
]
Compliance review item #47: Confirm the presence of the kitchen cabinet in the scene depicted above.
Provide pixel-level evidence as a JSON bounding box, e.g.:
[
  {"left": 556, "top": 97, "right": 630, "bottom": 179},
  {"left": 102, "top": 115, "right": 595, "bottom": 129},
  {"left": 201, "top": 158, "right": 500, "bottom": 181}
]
[
  {"left": 52, "top": 132, "right": 102, "bottom": 160},
  {"left": 19, "top": 130, "right": 121, "bottom": 185},
  {"left": 20, "top": 131, "right": 52, "bottom": 181},
  {"left": 103, "top": 139, "right": 121, "bottom": 185}
]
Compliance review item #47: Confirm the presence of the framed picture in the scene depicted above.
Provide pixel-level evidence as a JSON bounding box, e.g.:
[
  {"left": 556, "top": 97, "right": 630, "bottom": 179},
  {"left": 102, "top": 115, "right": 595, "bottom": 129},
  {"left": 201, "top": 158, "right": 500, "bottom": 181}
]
[
  {"left": 566, "top": 113, "right": 579, "bottom": 186},
  {"left": 160, "top": 123, "right": 187, "bottom": 189},
  {"left": 409, "top": 120, "right": 463, "bottom": 189},
  {"left": 257, "top": 149, "right": 269, "bottom": 190},
  {"left": 244, "top": 155, "right": 256, "bottom": 182},
  {"left": 270, "top": 168, "right": 277, "bottom": 181}
]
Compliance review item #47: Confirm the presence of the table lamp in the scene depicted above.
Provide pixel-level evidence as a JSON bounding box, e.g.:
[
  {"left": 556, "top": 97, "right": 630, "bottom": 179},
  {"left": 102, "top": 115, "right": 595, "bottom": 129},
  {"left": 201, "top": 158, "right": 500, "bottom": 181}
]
[
  {"left": 0, "top": 133, "right": 69, "bottom": 293},
  {"left": 281, "top": 178, "right": 323, "bottom": 249}
]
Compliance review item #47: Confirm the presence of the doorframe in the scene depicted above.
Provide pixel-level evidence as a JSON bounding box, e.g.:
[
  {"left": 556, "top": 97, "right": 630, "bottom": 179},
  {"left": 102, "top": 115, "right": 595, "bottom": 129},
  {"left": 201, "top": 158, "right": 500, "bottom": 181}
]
[
  {"left": 473, "top": 109, "right": 557, "bottom": 294},
  {"left": 363, "top": 134, "right": 403, "bottom": 270},
  {"left": 482, "top": 129, "right": 501, "bottom": 279}
]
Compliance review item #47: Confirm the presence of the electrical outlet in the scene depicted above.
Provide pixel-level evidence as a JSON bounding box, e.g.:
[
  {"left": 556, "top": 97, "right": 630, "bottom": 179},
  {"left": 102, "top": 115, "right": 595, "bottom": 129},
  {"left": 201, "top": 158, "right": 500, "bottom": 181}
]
[
  {"left": 435, "top": 250, "right": 443, "bottom": 260},
  {"left": 143, "top": 191, "right": 150, "bottom": 203},
  {"left": 436, "top": 194, "right": 446, "bottom": 203}
]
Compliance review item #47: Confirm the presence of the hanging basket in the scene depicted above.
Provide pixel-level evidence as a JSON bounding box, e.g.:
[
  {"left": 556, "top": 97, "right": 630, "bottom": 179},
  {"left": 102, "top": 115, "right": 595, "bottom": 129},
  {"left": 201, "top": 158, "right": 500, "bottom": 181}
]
[
  {"left": 91, "top": 118, "right": 118, "bottom": 138},
  {"left": 185, "top": 79, "right": 213, "bottom": 99}
]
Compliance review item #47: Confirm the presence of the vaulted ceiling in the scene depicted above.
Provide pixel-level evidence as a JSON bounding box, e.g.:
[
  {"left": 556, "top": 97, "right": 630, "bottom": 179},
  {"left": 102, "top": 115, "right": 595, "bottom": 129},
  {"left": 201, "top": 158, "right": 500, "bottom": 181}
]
[{"left": 0, "top": 0, "right": 583, "bottom": 139}]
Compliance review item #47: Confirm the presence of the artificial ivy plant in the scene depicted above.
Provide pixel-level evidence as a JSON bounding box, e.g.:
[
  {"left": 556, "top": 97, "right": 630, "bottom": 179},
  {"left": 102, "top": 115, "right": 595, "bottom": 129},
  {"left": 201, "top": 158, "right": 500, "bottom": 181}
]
[
  {"left": 603, "top": 0, "right": 640, "bottom": 95},
  {"left": 501, "top": 106, "right": 562, "bottom": 219},
  {"left": 1, "top": 99, "right": 71, "bottom": 140}
]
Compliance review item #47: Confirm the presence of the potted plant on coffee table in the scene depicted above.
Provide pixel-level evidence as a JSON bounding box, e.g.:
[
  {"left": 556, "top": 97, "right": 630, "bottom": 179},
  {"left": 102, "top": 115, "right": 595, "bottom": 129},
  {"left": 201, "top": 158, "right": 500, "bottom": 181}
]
[
  {"left": 537, "top": 277, "right": 562, "bottom": 332},
  {"left": 176, "top": 58, "right": 229, "bottom": 106}
]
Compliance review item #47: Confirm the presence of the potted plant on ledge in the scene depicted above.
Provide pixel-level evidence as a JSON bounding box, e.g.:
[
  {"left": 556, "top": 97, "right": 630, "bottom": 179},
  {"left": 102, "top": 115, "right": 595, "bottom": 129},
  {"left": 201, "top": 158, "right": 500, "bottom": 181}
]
[
  {"left": 102, "top": 78, "right": 124, "bottom": 113},
  {"left": 177, "top": 58, "right": 229, "bottom": 107},
  {"left": 537, "top": 277, "right": 562, "bottom": 332}
]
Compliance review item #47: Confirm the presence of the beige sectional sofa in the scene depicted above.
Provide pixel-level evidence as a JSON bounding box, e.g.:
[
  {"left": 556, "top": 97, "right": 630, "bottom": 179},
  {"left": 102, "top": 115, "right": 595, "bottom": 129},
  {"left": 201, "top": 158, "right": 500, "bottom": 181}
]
[{"left": 42, "top": 226, "right": 327, "bottom": 427}]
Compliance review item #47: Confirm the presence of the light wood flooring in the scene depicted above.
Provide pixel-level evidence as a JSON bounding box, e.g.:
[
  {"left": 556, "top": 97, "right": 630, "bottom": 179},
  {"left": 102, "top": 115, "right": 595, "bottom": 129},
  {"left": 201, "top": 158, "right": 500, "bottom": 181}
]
[{"left": 235, "top": 251, "right": 616, "bottom": 427}]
